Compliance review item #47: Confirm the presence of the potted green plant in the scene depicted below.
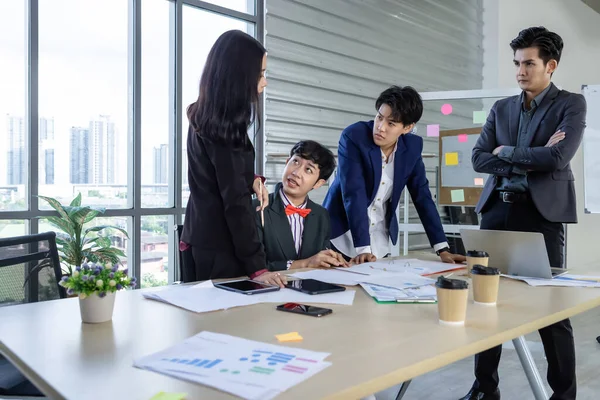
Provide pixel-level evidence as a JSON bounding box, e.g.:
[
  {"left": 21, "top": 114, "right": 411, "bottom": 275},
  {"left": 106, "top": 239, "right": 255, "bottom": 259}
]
[
  {"left": 39, "top": 193, "right": 129, "bottom": 276},
  {"left": 60, "top": 262, "right": 136, "bottom": 323}
]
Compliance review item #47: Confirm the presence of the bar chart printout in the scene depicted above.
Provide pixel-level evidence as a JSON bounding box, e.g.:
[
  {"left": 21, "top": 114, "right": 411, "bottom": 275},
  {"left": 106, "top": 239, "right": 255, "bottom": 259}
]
[{"left": 134, "top": 331, "right": 332, "bottom": 400}]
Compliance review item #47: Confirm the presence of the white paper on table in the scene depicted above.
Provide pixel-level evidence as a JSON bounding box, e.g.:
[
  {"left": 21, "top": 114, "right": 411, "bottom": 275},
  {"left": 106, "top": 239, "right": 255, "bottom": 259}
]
[
  {"left": 143, "top": 280, "right": 356, "bottom": 313},
  {"left": 341, "top": 258, "right": 465, "bottom": 277},
  {"left": 558, "top": 274, "right": 600, "bottom": 282},
  {"left": 359, "top": 272, "right": 436, "bottom": 291},
  {"left": 289, "top": 269, "right": 365, "bottom": 286},
  {"left": 255, "top": 287, "right": 355, "bottom": 305},
  {"left": 359, "top": 282, "right": 437, "bottom": 302},
  {"left": 502, "top": 274, "right": 600, "bottom": 287},
  {"left": 143, "top": 281, "right": 260, "bottom": 313},
  {"left": 134, "top": 331, "right": 332, "bottom": 400}
]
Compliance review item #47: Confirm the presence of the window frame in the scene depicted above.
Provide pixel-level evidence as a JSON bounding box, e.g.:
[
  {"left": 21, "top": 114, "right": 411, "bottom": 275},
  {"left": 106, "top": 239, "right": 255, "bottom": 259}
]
[{"left": 0, "top": 0, "right": 264, "bottom": 287}]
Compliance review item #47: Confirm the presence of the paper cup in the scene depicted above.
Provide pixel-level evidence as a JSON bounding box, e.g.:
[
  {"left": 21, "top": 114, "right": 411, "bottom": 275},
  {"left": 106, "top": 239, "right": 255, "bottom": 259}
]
[
  {"left": 466, "top": 250, "right": 489, "bottom": 276},
  {"left": 471, "top": 265, "right": 500, "bottom": 305},
  {"left": 435, "top": 276, "right": 469, "bottom": 325}
]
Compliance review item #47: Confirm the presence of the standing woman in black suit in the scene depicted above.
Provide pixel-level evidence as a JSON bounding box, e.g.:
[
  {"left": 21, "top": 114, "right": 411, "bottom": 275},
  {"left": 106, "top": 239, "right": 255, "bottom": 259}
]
[{"left": 180, "top": 30, "right": 286, "bottom": 288}]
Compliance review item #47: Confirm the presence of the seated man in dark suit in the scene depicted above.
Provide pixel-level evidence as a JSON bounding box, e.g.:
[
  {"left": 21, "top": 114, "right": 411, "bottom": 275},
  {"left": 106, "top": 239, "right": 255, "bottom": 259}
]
[{"left": 253, "top": 140, "right": 347, "bottom": 271}]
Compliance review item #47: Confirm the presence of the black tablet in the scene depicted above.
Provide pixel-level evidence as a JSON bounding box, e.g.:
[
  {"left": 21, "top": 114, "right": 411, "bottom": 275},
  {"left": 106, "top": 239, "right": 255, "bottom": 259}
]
[
  {"left": 214, "top": 279, "right": 280, "bottom": 295},
  {"left": 286, "top": 279, "right": 346, "bottom": 295}
]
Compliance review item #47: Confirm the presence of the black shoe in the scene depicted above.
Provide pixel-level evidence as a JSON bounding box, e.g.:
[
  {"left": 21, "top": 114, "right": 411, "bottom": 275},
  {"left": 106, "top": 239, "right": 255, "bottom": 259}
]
[{"left": 459, "top": 388, "right": 500, "bottom": 400}]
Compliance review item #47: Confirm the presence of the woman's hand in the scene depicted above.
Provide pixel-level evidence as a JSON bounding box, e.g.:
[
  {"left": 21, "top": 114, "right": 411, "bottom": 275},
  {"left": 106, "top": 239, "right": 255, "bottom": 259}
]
[
  {"left": 253, "top": 178, "right": 269, "bottom": 211},
  {"left": 254, "top": 271, "right": 287, "bottom": 288}
]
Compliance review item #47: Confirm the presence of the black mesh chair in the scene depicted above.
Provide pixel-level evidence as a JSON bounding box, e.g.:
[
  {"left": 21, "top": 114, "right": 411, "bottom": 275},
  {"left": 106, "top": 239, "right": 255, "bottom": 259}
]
[{"left": 0, "top": 231, "right": 66, "bottom": 397}]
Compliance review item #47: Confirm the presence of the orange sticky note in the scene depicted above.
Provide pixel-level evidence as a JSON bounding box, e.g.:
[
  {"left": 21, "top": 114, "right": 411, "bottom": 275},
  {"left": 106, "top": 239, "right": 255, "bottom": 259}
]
[
  {"left": 275, "top": 332, "right": 303, "bottom": 342},
  {"left": 474, "top": 177, "right": 484, "bottom": 186}
]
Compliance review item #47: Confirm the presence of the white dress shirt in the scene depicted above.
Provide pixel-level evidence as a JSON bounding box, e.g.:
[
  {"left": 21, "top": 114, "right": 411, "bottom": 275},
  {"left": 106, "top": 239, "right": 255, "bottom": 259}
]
[
  {"left": 279, "top": 189, "right": 307, "bottom": 255},
  {"left": 331, "top": 145, "right": 448, "bottom": 258}
]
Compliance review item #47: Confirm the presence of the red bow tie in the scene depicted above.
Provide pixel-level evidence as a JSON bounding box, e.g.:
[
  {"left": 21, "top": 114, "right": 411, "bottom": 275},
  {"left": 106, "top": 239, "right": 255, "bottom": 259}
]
[{"left": 285, "top": 204, "right": 311, "bottom": 218}]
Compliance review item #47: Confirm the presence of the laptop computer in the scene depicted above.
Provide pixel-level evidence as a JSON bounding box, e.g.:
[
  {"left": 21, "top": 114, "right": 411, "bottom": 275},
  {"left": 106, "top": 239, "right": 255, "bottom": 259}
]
[{"left": 460, "top": 229, "right": 567, "bottom": 279}]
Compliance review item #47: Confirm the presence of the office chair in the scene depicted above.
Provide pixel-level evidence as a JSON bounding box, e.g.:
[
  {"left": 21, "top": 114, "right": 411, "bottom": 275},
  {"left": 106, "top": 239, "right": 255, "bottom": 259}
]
[{"left": 0, "top": 231, "right": 66, "bottom": 397}]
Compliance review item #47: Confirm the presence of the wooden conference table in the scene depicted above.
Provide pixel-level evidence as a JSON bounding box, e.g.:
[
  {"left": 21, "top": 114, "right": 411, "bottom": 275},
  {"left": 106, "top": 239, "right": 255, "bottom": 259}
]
[{"left": 1, "top": 257, "right": 600, "bottom": 400}]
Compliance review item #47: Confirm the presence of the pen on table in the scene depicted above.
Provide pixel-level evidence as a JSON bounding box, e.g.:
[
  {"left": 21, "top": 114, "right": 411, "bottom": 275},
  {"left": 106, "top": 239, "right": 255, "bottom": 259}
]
[
  {"left": 325, "top": 247, "right": 355, "bottom": 270},
  {"left": 333, "top": 267, "right": 370, "bottom": 276},
  {"left": 395, "top": 298, "right": 437, "bottom": 303}
]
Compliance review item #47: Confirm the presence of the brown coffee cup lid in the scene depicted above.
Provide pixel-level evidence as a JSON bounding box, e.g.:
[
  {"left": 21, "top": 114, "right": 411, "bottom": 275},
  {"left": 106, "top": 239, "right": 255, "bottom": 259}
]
[
  {"left": 467, "top": 250, "right": 489, "bottom": 258},
  {"left": 435, "top": 276, "right": 468, "bottom": 290},
  {"left": 471, "top": 264, "right": 499, "bottom": 275}
]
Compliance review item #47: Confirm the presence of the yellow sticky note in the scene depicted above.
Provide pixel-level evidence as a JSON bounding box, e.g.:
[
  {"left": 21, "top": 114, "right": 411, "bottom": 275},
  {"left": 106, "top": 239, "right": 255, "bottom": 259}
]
[
  {"left": 451, "top": 189, "right": 465, "bottom": 203},
  {"left": 150, "top": 392, "right": 187, "bottom": 400},
  {"left": 445, "top": 152, "right": 459, "bottom": 166},
  {"left": 276, "top": 332, "right": 303, "bottom": 342}
]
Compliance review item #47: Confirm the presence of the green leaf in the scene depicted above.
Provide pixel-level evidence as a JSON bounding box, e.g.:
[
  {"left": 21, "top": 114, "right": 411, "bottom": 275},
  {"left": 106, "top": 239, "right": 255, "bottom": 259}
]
[
  {"left": 95, "top": 237, "right": 112, "bottom": 248},
  {"left": 55, "top": 237, "right": 70, "bottom": 248},
  {"left": 45, "top": 216, "right": 75, "bottom": 237},
  {"left": 88, "top": 247, "right": 126, "bottom": 263},
  {"left": 38, "top": 195, "right": 69, "bottom": 220},
  {"left": 85, "top": 225, "right": 129, "bottom": 238},
  {"left": 67, "top": 207, "right": 95, "bottom": 226},
  {"left": 70, "top": 193, "right": 82, "bottom": 207},
  {"left": 83, "top": 210, "right": 101, "bottom": 223}
]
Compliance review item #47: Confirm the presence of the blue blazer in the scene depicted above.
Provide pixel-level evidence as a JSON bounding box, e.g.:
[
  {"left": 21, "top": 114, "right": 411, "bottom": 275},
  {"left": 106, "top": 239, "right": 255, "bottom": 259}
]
[{"left": 323, "top": 120, "right": 446, "bottom": 249}]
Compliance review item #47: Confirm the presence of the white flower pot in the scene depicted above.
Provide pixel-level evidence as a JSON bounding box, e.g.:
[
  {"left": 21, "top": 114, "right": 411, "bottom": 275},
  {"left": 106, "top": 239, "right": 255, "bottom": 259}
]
[{"left": 79, "top": 292, "right": 116, "bottom": 324}]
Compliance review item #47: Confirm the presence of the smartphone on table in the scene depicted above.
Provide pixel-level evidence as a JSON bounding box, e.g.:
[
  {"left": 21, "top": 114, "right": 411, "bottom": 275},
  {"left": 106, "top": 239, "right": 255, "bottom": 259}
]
[
  {"left": 285, "top": 279, "right": 345, "bottom": 295},
  {"left": 214, "top": 279, "right": 279, "bottom": 295},
  {"left": 276, "top": 303, "right": 333, "bottom": 317}
]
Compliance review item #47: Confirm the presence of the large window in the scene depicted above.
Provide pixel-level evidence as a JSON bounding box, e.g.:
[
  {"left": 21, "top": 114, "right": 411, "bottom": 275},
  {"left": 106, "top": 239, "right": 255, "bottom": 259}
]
[
  {"left": 0, "top": 2, "right": 27, "bottom": 211},
  {"left": 0, "top": 0, "right": 262, "bottom": 288},
  {"left": 181, "top": 6, "right": 254, "bottom": 207},
  {"left": 38, "top": 0, "right": 129, "bottom": 209},
  {"left": 142, "top": 0, "right": 171, "bottom": 209}
]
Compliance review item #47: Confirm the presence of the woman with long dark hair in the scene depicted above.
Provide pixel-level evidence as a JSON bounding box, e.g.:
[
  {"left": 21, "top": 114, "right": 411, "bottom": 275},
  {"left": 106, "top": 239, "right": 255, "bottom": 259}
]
[{"left": 180, "top": 30, "right": 286, "bottom": 287}]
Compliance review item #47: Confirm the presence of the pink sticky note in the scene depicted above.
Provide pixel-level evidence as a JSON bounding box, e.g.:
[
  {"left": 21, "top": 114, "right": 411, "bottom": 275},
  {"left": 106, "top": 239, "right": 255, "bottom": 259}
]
[
  {"left": 474, "top": 177, "right": 484, "bottom": 186},
  {"left": 427, "top": 124, "right": 440, "bottom": 137},
  {"left": 441, "top": 103, "right": 453, "bottom": 115},
  {"left": 458, "top": 134, "right": 468, "bottom": 143}
]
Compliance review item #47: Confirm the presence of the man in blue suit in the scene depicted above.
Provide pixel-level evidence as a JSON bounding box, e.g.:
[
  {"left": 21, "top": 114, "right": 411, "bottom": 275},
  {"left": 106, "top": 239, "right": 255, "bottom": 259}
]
[{"left": 323, "top": 86, "right": 465, "bottom": 264}]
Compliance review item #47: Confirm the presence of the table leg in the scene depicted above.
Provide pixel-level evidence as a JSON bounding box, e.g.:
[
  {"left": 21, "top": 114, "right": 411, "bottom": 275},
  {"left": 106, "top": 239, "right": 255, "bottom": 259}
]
[
  {"left": 512, "top": 336, "right": 548, "bottom": 400},
  {"left": 394, "top": 380, "right": 411, "bottom": 400}
]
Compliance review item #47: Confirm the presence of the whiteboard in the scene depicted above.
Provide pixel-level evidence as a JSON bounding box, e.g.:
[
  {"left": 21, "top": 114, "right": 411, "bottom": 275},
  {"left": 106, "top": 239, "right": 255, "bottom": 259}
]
[{"left": 583, "top": 85, "right": 600, "bottom": 213}]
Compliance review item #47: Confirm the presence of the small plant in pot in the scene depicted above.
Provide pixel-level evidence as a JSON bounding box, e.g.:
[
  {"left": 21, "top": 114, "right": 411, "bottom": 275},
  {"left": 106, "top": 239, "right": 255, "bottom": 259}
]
[
  {"left": 60, "top": 262, "right": 136, "bottom": 323},
  {"left": 38, "top": 193, "right": 129, "bottom": 278}
]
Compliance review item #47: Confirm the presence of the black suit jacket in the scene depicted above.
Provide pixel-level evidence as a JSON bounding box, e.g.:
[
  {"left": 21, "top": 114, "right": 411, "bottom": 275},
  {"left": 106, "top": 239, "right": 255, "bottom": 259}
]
[
  {"left": 253, "top": 183, "right": 331, "bottom": 271},
  {"left": 472, "top": 83, "right": 587, "bottom": 223},
  {"left": 181, "top": 127, "right": 265, "bottom": 280}
]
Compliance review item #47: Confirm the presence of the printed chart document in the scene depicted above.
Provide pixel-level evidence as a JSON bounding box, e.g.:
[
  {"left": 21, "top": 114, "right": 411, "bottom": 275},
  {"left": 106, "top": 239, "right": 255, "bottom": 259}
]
[
  {"left": 360, "top": 282, "right": 437, "bottom": 303},
  {"left": 360, "top": 272, "right": 436, "bottom": 291},
  {"left": 351, "top": 259, "right": 465, "bottom": 276},
  {"left": 143, "top": 280, "right": 356, "bottom": 313},
  {"left": 134, "top": 331, "right": 331, "bottom": 400},
  {"left": 292, "top": 259, "right": 464, "bottom": 286}
]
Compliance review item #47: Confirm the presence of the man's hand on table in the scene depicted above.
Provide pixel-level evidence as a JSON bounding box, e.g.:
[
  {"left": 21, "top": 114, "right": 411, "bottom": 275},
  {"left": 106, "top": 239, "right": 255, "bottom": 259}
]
[{"left": 439, "top": 251, "right": 466, "bottom": 264}]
